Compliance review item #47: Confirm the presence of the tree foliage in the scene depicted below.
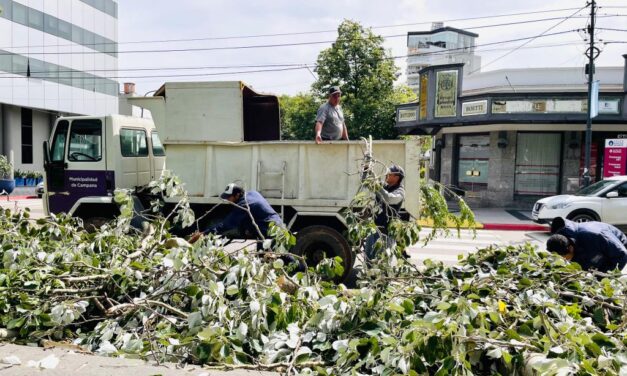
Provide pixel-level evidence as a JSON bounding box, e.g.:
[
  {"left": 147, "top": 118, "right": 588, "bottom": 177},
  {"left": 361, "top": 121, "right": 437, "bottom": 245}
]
[
  {"left": 312, "top": 20, "right": 411, "bottom": 140},
  {"left": 279, "top": 93, "right": 320, "bottom": 140},
  {"left": 1, "top": 145, "right": 625, "bottom": 374}
]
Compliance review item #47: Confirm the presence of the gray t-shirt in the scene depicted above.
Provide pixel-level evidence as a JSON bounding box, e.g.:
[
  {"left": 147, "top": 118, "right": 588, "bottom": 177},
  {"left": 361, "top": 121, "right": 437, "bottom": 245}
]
[{"left": 316, "top": 102, "right": 344, "bottom": 140}]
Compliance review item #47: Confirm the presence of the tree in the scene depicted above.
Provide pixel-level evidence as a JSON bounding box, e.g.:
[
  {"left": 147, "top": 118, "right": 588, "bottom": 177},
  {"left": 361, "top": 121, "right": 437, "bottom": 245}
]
[
  {"left": 279, "top": 93, "right": 320, "bottom": 140},
  {"left": 313, "top": 20, "right": 402, "bottom": 140}
]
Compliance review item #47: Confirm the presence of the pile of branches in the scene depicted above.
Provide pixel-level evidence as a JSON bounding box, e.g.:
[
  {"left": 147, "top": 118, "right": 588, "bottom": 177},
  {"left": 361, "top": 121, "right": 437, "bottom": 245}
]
[{"left": 0, "top": 173, "right": 626, "bottom": 375}]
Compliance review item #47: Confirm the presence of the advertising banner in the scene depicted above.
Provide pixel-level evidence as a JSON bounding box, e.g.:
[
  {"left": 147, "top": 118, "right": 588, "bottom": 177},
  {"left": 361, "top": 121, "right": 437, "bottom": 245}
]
[
  {"left": 603, "top": 139, "right": 627, "bottom": 178},
  {"left": 434, "top": 70, "right": 458, "bottom": 118}
]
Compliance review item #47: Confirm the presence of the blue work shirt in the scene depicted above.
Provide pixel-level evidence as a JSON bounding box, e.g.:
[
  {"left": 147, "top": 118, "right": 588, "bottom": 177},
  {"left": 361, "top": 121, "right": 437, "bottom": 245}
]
[
  {"left": 205, "top": 191, "right": 282, "bottom": 238},
  {"left": 557, "top": 219, "right": 627, "bottom": 272}
]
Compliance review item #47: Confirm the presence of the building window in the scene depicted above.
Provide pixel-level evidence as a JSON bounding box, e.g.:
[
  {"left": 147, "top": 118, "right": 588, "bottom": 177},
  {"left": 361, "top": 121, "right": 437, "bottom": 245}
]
[
  {"left": 21, "top": 108, "right": 33, "bottom": 164},
  {"left": 515, "top": 133, "right": 561, "bottom": 195},
  {"left": 457, "top": 134, "right": 490, "bottom": 192}
]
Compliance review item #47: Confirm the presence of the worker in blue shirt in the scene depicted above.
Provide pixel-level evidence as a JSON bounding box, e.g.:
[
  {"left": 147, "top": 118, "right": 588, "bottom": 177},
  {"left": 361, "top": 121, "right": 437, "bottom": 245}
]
[
  {"left": 190, "top": 183, "right": 282, "bottom": 244},
  {"left": 547, "top": 217, "right": 627, "bottom": 273}
]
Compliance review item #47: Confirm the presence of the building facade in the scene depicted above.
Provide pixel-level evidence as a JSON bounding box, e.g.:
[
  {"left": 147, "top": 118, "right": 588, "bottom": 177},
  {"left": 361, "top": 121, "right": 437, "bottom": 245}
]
[
  {"left": 0, "top": 0, "right": 119, "bottom": 172},
  {"left": 406, "top": 24, "right": 481, "bottom": 94},
  {"left": 396, "top": 56, "right": 627, "bottom": 208}
]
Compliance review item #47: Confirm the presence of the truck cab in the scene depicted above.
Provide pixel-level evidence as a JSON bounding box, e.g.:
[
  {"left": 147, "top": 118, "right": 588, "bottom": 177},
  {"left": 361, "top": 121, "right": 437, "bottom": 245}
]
[{"left": 43, "top": 115, "right": 165, "bottom": 223}]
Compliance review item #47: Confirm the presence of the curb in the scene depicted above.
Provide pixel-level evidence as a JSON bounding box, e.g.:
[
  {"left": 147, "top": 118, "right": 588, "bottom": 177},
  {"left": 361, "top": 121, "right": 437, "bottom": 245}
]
[{"left": 482, "top": 223, "right": 549, "bottom": 232}]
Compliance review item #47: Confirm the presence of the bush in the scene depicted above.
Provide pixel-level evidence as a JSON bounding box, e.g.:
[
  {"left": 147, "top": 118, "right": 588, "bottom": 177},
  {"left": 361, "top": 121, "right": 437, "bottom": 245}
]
[{"left": 0, "top": 155, "right": 12, "bottom": 179}]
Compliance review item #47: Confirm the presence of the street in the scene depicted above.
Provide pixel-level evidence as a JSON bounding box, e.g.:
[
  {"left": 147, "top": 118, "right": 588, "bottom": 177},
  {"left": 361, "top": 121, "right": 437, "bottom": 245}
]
[{"left": 0, "top": 198, "right": 549, "bottom": 266}]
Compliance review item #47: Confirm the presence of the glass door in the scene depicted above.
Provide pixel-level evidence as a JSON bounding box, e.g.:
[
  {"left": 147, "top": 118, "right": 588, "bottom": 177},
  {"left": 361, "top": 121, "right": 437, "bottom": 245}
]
[
  {"left": 515, "top": 133, "right": 561, "bottom": 196},
  {"left": 457, "top": 134, "right": 490, "bottom": 192}
]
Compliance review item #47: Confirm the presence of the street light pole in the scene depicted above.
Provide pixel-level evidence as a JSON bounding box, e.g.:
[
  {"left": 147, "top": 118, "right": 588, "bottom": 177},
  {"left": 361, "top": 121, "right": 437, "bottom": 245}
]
[{"left": 582, "top": 0, "right": 596, "bottom": 187}]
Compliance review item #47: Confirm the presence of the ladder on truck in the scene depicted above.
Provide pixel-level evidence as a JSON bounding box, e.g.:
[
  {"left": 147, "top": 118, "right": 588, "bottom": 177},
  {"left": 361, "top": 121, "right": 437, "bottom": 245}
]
[{"left": 256, "top": 161, "right": 286, "bottom": 220}]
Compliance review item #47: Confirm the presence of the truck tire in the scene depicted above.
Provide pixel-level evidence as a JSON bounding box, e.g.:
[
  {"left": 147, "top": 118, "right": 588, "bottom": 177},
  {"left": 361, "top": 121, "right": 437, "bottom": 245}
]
[{"left": 292, "top": 225, "right": 353, "bottom": 282}]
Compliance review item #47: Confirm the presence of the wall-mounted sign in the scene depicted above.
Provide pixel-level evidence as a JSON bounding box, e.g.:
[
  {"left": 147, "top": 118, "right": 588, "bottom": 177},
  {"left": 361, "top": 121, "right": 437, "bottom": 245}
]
[
  {"left": 434, "top": 70, "right": 458, "bottom": 118},
  {"left": 419, "top": 74, "right": 428, "bottom": 120},
  {"left": 491, "top": 98, "right": 621, "bottom": 115},
  {"left": 398, "top": 108, "right": 417, "bottom": 122},
  {"left": 604, "top": 138, "right": 627, "bottom": 177},
  {"left": 462, "top": 100, "right": 487, "bottom": 116}
]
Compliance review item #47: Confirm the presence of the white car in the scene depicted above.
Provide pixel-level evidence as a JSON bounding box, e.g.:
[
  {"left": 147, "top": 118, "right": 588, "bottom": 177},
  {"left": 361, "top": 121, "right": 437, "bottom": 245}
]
[{"left": 532, "top": 175, "right": 627, "bottom": 225}]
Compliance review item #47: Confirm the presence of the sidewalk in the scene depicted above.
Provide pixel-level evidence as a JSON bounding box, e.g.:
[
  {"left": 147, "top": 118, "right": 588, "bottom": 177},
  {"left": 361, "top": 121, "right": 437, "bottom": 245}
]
[
  {"left": 473, "top": 208, "right": 549, "bottom": 231},
  {"left": 0, "top": 343, "right": 277, "bottom": 376}
]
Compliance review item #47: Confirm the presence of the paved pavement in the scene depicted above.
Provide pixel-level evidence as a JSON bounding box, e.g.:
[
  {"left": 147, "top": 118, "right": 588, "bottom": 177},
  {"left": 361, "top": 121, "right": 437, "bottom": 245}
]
[
  {"left": 0, "top": 344, "right": 276, "bottom": 376},
  {"left": 407, "top": 229, "right": 549, "bottom": 266}
]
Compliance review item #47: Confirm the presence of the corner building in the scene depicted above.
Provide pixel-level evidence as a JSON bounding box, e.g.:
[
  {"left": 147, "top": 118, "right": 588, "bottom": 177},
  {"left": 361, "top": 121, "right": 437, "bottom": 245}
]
[
  {"left": 396, "top": 56, "right": 627, "bottom": 208},
  {"left": 0, "top": 0, "right": 119, "bottom": 172}
]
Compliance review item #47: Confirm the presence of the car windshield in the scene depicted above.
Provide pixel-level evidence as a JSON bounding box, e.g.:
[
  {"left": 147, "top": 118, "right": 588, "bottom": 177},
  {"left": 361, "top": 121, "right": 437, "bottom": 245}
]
[{"left": 575, "top": 179, "right": 619, "bottom": 196}]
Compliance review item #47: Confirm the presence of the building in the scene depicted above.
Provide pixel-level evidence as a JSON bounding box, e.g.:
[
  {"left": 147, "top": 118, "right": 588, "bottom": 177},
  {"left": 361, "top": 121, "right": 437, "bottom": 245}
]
[
  {"left": 406, "top": 23, "right": 481, "bottom": 94},
  {"left": 396, "top": 56, "right": 627, "bottom": 208},
  {"left": 0, "top": 0, "right": 119, "bottom": 172}
]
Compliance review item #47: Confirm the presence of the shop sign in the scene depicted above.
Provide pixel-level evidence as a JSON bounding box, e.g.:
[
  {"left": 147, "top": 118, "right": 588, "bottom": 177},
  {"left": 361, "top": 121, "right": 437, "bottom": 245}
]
[
  {"left": 435, "top": 70, "right": 458, "bottom": 118},
  {"left": 461, "top": 100, "right": 487, "bottom": 116},
  {"left": 603, "top": 139, "right": 627, "bottom": 178},
  {"left": 419, "top": 74, "right": 428, "bottom": 120},
  {"left": 599, "top": 99, "right": 620, "bottom": 114},
  {"left": 398, "top": 108, "right": 417, "bottom": 122},
  {"left": 492, "top": 98, "right": 621, "bottom": 115}
]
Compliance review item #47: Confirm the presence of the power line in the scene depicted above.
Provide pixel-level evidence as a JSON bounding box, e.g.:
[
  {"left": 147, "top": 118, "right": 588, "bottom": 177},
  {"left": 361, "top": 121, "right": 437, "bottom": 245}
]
[
  {"left": 469, "top": 6, "right": 588, "bottom": 73},
  {"left": 597, "top": 27, "right": 627, "bottom": 32}
]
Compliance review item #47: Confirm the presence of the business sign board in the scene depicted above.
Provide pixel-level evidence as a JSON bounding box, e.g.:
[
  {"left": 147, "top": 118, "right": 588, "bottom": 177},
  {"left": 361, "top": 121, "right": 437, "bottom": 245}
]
[
  {"left": 419, "top": 74, "right": 428, "bottom": 120},
  {"left": 434, "top": 70, "right": 458, "bottom": 118},
  {"left": 603, "top": 138, "right": 627, "bottom": 178},
  {"left": 491, "top": 98, "right": 622, "bottom": 115},
  {"left": 462, "top": 100, "right": 487, "bottom": 116},
  {"left": 397, "top": 108, "right": 417, "bottom": 122}
]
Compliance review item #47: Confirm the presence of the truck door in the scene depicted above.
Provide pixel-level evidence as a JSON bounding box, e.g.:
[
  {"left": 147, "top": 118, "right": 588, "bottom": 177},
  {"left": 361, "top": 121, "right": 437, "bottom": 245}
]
[
  {"left": 150, "top": 131, "right": 166, "bottom": 180},
  {"left": 46, "top": 118, "right": 108, "bottom": 214}
]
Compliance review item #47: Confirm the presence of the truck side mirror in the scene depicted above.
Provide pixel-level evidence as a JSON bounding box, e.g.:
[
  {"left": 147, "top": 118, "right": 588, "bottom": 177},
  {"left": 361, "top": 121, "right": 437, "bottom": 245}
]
[
  {"left": 606, "top": 191, "right": 619, "bottom": 198},
  {"left": 43, "top": 141, "right": 50, "bottom": 166}
]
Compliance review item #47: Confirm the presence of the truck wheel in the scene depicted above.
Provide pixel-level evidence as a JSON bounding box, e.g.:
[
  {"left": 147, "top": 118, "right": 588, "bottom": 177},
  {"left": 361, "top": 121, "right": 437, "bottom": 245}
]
[{"left": 292, "top": 225, "right": 353, "bottom": 282}]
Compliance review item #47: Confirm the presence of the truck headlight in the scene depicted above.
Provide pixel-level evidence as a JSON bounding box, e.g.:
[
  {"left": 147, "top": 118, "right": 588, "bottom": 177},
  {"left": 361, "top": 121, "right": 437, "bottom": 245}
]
[{"left": 550, "top": 202, "right": 572, "bottom": 210}]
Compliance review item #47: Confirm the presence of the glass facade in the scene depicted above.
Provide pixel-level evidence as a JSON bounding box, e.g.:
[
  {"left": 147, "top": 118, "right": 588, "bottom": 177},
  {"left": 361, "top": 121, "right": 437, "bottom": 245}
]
[
  {"left": 0, "top": 49, "right": 119, "bottom": 96},
  {"left": 80, "top": 0, "right": 118, "bottom": 18},
  {"left": 514, "top": 133, "right": 561, "bottom": 195},
  {"left": 457, "top": 134, "right": 490, "bottom": 192},
  {"left": 0, "top": 0, "right": 118, "bottom": 56}
]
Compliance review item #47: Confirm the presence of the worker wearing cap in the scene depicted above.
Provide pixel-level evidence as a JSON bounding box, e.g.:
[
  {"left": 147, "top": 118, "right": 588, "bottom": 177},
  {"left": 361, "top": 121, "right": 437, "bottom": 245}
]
[
  {"left": 365, "top": 164, "right": 406, "bottom": 260},
  {"left": 547, "top": 217, "right": 627, "bottom": 273},
  {"left": 314, "top": 86, "right": 349, "bottom": 144},
  {"left": 199, "top": 183, "right": 283, "bottom": 240}
]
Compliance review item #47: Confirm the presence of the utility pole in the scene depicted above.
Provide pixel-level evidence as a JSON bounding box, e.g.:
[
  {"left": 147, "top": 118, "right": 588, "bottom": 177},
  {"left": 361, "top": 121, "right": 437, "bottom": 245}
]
[{"left": 582, "top": 0, "right": 597, "bottom": 187}]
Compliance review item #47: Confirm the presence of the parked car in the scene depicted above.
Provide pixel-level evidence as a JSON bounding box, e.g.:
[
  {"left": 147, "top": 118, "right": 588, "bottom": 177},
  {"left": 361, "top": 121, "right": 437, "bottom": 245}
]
[
  {"left": 36, "top": 182, "right": 44, "bottom": 198},
  {"left": 532, "top": 175, "right": 627, "bottom": 225}
]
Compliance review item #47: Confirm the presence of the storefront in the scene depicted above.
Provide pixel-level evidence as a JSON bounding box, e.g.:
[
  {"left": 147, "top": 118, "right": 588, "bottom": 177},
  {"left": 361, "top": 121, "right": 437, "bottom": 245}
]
[{"left": 396, "top": 58, "right": 627, "bottom": 208}]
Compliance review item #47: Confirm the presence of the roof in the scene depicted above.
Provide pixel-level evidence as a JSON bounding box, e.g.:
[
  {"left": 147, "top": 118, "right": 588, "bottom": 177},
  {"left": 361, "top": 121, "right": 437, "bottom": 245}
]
[
  {"left": 408, "top": 26, "right": 479, "bottom": 38},
  {"left": 462, "top": 66, "right": 624, "bottom": 95}
]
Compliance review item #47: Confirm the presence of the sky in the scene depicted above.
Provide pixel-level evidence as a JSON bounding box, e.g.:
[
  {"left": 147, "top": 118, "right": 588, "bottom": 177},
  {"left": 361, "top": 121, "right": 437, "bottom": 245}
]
[{"left": 117, "top": 0, "right": 627, "bottom": 96}]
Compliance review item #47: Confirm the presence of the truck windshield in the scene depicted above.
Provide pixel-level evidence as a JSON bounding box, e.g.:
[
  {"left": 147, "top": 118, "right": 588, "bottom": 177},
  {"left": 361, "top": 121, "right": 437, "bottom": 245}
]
[
  {"left": 68, "top": 119, "right": 102, "bottom": 161},
  {"left": 576, "top": 179, "right": 619, "bottom": 196}
]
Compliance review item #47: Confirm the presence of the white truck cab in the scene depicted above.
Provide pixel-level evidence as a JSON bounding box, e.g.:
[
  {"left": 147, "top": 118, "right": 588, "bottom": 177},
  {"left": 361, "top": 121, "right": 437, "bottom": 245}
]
[{"left": 43, "top": 115, "right": 165, "bottom": 222}]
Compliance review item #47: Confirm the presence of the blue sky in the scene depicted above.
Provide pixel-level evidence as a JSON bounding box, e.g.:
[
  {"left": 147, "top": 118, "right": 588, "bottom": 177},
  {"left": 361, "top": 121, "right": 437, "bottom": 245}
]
[{"left": 117, "top": 0, "right": 627, "bottom": 96}]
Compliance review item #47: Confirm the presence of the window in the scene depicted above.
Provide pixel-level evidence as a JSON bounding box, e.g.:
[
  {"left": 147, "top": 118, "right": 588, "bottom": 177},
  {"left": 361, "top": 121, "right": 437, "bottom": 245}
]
[
  {"left": 12, "top": 2, "right": 27, "bottom": 25},
  {"left": 51, "top": 120, "right": 69, "bottom": 162},
  {"left": 12, "top": 54, "right": 27, "bottom": 76},
  {"left": 0, "top": 0, "right": 12, "bottom": 19},
  {"left": 57, "top": 19, "right": 72, "bottom": 40},
  {"left": 29, "top": 59, "right": 46, "bottom": 79},
  {"left": 68, "top": 120, "right": 102, "bottom": 161},
  {"left": 0, "top": 53, "right": 10, "bottom": 73},
  {"left": 21, "top": 108, "right": 33, "bottom": 164},
  {"left": 72, "top": 24, "right": 83, "bottom": 45},
  {"left": 28, "top": 8, "right": 43, "bottom": 29},
  {"left": 151, "top": 132, "right": 165, "bottom": 156},
  {"left": 514, "top": 133, "right": 561, "bottom": 195},
  {"left": 120, "top": 128, "right": 148, "bottom": 157},
  {"left": 44, "top": 14, "right": 58, "bottom": 34},
  {"left": 457, "top": 134, "right": 490, "bottom": 192}
]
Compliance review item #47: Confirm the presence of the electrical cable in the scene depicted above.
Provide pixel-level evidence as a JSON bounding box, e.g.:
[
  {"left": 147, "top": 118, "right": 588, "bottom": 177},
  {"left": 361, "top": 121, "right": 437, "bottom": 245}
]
[{"left": 468, "top": 6, "right": 588, "bottom": 74}]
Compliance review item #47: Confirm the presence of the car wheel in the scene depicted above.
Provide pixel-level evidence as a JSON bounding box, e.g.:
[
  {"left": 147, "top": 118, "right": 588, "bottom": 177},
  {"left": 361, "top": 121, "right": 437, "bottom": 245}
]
[{"left": 569, "top": 213, "right": 596, "bottom": 223}]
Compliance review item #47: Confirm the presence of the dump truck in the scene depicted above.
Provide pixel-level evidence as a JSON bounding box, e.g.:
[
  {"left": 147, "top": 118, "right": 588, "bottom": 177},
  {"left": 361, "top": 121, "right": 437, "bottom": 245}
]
[{"left": 42, "top": 81, "right": 421, "bottom": 278}]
